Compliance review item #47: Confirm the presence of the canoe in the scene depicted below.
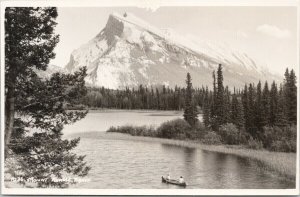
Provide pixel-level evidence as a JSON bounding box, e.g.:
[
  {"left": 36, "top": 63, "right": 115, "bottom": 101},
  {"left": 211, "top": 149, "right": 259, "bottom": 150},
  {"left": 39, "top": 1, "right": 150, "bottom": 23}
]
[{"left": 161, "top": 176, "right": 187, "bottom": 187}]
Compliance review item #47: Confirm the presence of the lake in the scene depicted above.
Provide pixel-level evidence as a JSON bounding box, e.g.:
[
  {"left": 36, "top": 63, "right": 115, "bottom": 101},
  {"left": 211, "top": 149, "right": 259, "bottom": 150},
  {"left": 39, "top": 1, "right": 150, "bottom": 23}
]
[
  {"left": 63, "top": 110, "right": 184, "bottom": 136},
  {"left": 63, "top": 110, "right": 294, "bottom": 189}
]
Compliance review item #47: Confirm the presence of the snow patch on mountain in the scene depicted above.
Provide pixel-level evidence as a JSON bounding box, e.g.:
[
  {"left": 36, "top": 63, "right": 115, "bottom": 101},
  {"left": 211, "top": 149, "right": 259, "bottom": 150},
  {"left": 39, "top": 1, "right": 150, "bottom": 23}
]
[{"left": 65, "top": 12, "right": 280, "bottom": 89}]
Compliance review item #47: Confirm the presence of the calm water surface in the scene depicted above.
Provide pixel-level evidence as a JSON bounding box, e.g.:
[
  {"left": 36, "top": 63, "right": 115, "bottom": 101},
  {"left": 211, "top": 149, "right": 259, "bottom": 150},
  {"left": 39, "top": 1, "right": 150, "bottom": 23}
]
[
  {"left": 63, "top": 110, "right": 294, "bottom": 189},
  {"left": 64, "top": 110, "right": 184, "bottom": 136}
]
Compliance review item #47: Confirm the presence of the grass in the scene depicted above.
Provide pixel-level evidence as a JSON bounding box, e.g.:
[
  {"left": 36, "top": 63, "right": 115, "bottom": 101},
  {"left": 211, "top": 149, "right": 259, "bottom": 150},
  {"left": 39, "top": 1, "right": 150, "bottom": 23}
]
[{"left": 102, "top": 132, "right": 296, "bottom": 180}]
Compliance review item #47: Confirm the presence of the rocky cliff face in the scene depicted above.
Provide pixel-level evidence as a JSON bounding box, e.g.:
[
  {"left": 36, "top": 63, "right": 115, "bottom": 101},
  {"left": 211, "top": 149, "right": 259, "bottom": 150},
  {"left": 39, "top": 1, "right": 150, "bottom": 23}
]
[{"left": 65, "top": 12, "right": 279, "bottom": 89}]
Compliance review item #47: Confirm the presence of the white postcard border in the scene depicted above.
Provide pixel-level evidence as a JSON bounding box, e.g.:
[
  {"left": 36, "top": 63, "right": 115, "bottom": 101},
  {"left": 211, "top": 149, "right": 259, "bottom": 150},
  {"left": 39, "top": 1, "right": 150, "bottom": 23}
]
[{"left": 1, "top": 0, "right": 299, "bottom": 195}]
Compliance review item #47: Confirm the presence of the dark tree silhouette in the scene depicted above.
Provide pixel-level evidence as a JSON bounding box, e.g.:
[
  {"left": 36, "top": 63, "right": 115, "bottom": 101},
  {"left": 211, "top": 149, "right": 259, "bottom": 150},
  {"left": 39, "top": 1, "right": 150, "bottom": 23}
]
[
  {"left": 5, "top": 7, "right": 90, "bottom": 187},
  {"left": 215, "top": 64, "right": 225, "bottom": 129},
  {"left": 183, "top": 73, "right": 198, "bottom": 127}
]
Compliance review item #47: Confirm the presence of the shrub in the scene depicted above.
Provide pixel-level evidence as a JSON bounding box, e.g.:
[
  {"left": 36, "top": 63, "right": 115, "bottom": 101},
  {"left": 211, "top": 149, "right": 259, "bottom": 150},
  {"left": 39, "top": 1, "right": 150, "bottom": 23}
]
[
  {"left": 238, "top": 128, "right": 251, "bottom": 145},
  {"left": 157, "top": 119, "right": 191, "bottom": 139},
  {"left": 270, "top": 140, "right": 288, "bottom": 152},
  {"left": 218, "top": 123, "right": 250, "bottom": 145},
  {"left": 289, "top": 139, "right": 297, "bottom": 153},
  {"left": 261, "top": 126, "right": 275, "bottom": 148},
  {"left": 107, "top": 125, "right": 157, "bottom": 137},
  {"left": 107, "top": 126, "right": 117, "bottom": 133},
  {"left": 270, "top": 138, "right": 296, "bottom": 152},
  {"left": 247, "top": 137, "right": 263, "bottom": 150},
  {"left": 201, "top": 131, "right": 222, "bottom": 145},
  {"left": 262, "top": 125, "right": 297, "bottom": 152},
  {"left": 135, "top": 126, "right": 157, "bottom": 137},
  {"left": 219, "top": 123, "right": 241, "bottom": 145},
  {"left": 193, "top": 121, "right": 206, "bottom": 139}
]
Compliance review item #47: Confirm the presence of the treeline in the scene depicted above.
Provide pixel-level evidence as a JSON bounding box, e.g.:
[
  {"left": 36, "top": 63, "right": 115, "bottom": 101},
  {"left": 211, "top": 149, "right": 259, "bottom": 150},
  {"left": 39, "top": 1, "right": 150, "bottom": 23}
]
[
  {"left": 81, "top": 84, "right": 208, "bottom": 111},
  {"left": 202, "top": 65, "right": 297, "bottom": 152},
  {"left": 107, "top": 65, "right": 297, "bottom": 153},
  {"left": 203, "top": 66, "right": 297, "bottom": 131}
]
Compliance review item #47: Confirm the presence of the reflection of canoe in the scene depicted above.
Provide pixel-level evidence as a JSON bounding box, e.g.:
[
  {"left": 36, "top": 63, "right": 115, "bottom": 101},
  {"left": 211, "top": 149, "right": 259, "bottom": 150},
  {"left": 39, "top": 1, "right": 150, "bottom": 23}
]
[{"left": 162, "top": 176, "right": 187, "bottom": 187}]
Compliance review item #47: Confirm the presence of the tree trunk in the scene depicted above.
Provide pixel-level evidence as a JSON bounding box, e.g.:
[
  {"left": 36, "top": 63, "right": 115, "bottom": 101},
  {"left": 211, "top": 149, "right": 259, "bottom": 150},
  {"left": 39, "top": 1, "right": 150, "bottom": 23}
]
[{"left": 5, "top": 84, "right": 15, "bottom": 158}]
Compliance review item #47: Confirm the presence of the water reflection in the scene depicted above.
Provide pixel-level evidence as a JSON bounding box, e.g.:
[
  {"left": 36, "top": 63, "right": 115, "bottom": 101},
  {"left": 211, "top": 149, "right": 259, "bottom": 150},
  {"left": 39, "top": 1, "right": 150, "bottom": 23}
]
[
  {"left": 63, "top": 111, "right": 294, "bottom": 189},
  {"left": 183, "top": 147, "right": 196, "bottom": 179},
  {"left": 68, "top": 135, "right": 295, "bottom": 189},
  {"left": 160, "top": 144, "right": 197, "bottom": 181}
]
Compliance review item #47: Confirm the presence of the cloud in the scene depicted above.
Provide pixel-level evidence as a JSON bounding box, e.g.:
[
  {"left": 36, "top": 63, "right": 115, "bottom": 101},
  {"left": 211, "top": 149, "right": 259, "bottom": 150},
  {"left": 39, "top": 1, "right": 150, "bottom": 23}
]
[{"left": 256, "top": 24, "right": 291, "bottom": 39}]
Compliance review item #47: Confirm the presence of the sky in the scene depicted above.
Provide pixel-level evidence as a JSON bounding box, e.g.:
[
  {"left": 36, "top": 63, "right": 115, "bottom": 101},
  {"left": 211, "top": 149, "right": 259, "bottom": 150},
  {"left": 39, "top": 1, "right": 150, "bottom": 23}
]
[{"left": 51, "top": 6, "right": 298, "bottom": 75}]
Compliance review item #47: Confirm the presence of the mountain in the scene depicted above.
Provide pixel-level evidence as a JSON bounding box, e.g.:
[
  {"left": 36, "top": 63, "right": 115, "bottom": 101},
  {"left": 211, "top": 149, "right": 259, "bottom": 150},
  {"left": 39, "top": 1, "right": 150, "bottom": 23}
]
[
  {"left": 65, "top": 12, "right": 279, "bottom": 89},
  {"left": 36, "top": 64, "right": 65, "bottom": 79}
]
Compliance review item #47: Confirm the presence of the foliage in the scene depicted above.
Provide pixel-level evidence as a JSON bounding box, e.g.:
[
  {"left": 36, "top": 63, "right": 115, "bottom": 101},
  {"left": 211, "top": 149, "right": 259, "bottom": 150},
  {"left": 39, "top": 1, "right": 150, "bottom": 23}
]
[
  {"left": 201, "top": 131, "right": 222, "bottom": 145},
  {"left": 5, "top": 7, "right": 59, "bottom": 153},
  {"left": 9, "top": 68, "right": 91, "bottom": 187},
  {"left": 106, "top": 65, "right": 297, "bottom": 153},
  {"left": 230, "top": 93, "right": 244, "bottom": 129},
  {"left": 193, "top": 121, "right": 207, "bottom": 139},
  {"left": 214, "top": 64, "right": 225, "bottom": 129},
  {"left": 246, "top": 83, "right": 257, "bottom": 137},
  {"left": 247, "top": 137, "right": 263, "bottom": 150},
  {"left": 5, "top": 7, "right": 59, "bottom": 79},
  {"left": 10, "top": 132, "right": 90, "bottom": 188},
  {"left": 81, "top": 85, "right": 208, "bottom": 111},
  {"left": 261, "top": 81, "right": 270, "bottom": 126},
  {"left": 254, "top": 81, "right": 264, "bottom": 132},
  {"left": 202, "top": 64, "right": 296, "bottom": 148},
  {"left": 157, "top": 119, "right": 191, "bottom": 139},
  {"left": 108, "top": 119, "right": 205, "bottom": 141},
  {"left": 183, "top": 73, "right": 198, "bottom": 127},
  {"left": 219, "top": 123, "right": 242, "bottom": 145},
  {"left": 202, "top": 87, "right": 210, "bottom": 128},
  {"left": 5, "top": 7, "right": 90, "bottom": 187},
  {"left": 270, "top": 140, "right": 293, "bottom": 152},
  {"left": 269, "top": 81, "right": 278, "bottom": 126},
  {"left": 283, "top": 69, "right": 297, "bottom": 124},
  {"left": 107, "top": 125, "right": 158, "bottom": 137},
  {"left": 262, "top": 126, "right": 296, "bottom": 152},
  {"left": 106, "top": 65, "right": 296, "bottom": 153}
]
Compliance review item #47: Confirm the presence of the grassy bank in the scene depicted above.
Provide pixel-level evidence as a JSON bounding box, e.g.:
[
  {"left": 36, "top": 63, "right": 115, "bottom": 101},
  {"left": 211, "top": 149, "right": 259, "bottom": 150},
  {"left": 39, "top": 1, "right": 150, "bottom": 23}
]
[{"left": 102, "top": 132, "right": 296, "bottom": 180}]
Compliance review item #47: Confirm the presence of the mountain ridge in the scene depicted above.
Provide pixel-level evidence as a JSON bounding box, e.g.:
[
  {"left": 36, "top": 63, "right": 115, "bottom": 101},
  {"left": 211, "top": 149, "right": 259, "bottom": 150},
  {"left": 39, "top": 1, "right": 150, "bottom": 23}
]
[{"left": 63, "top": 12, "right": 280, "bottom": 89}]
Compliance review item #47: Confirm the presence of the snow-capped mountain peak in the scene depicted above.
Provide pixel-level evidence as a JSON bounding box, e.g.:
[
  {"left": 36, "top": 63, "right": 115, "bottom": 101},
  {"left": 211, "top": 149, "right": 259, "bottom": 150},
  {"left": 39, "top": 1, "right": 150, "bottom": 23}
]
[{"left": 65, "top": 12, "right": 279, "bottom": 89}]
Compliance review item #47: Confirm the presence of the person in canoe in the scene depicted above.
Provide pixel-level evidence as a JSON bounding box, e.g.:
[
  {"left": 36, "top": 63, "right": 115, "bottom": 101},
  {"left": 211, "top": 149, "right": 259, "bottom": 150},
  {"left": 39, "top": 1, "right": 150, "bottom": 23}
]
[
  {"left": 178, "top": 176, "right": 184, "bottom": 184},
  {"left": 167, "top": 173, "right": 171, "bottom": 180}
]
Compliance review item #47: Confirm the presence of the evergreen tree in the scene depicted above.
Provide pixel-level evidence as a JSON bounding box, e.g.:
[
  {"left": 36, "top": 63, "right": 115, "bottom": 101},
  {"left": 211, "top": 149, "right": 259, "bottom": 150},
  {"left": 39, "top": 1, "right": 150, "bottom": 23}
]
[
  {"left": 203, "top": 87, "right": 210, "bottom": 128},
  {"left": 283, "top": 68, "right": 290, "bottom": 122},
  {"left": 215, "top": 64, "right": 225, "bottom": 129},
  {"left": 261, "top": 81, "right": 270, "bottom": 126},
  {"left": 285, "top": 69, "right": 297, "bottom": 124},
  {"left": 276, "top": 84, "right": 288, "bottom": 126},
  {"left": 242, "top": 85, "right": 249, "bottom": 131},
  {"left": 231, "top": 93, "right": 244, "bottom": 129},
  {"left": 247, "top": 83, "right": 257, "bottom": 137},
  {"left": 5, "top": 7, "right": 90, "bottom": 187},
  {"left": 269, "top": 81, "right": 278, "bottom": 126},
  {"left": 223, "top": 86, "right": 232, "bottom": 124},
  {"left": 284, "top": 68, "right": 290, "bottom": 85},
  {"left": 5, "top": 7, "right": 59, "bottom": 155},
  {"left": 210, "top": 71, "right": 217, "bottom": 125},
  {"left": 236, "top": 97, "right": 245, "bottom": 129},
  {"left": 183, "top": 73, "right": 198, "bottom": 127},
  {"left": 254, "top": 81, "right": 264, "bottom": 133},
  {"left": 150, "top": 87, "right": 155, "bottom": 109},
  {"left": 156, "top": 88, "right": 161, "bottom": 109}
]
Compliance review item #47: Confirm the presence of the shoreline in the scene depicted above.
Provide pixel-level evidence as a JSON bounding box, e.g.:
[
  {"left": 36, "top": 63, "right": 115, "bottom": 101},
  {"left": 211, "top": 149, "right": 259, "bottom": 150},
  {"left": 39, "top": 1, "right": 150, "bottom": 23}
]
[
  {"left": 70, "top": 108, "right": 184, "bottom": 113},
  {"left": 94, "top": 132, "right": 296, "bottom": 180},
  {"left": 5, "top": 131, "right": 296, "bottom": 188}
]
